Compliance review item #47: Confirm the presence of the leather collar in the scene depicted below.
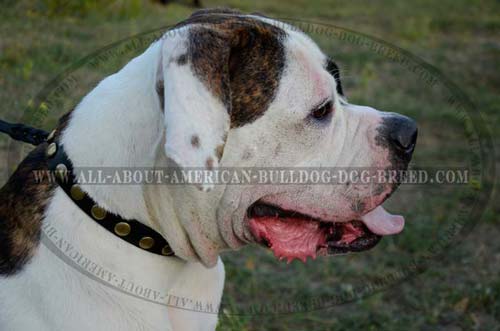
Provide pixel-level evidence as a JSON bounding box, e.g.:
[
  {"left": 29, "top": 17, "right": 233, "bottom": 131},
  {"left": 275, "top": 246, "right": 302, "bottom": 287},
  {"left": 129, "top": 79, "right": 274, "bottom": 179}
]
[{"left": 45, "top": 130, "right": 175, "bottom": 257}]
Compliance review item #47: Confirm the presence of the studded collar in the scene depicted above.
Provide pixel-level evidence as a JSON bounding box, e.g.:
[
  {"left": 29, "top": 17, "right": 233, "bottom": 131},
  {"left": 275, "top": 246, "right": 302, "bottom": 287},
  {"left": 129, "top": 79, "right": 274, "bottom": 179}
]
[{"left": 45, "top": 130, "right": 175, "bottom": 257}]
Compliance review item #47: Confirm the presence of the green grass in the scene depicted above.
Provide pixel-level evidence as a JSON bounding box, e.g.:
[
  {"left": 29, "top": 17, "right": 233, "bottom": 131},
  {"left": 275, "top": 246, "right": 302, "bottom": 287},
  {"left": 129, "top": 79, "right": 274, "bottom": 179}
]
[{"left": 1, "top": 1, "right": 499, "bottom": 330}]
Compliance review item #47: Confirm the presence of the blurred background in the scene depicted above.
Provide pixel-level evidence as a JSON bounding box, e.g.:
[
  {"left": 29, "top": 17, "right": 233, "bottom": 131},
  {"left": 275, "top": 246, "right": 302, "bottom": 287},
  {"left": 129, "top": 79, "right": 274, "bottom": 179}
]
[{"left": 0, "top": 1, "right": 498, "bottom": 330}]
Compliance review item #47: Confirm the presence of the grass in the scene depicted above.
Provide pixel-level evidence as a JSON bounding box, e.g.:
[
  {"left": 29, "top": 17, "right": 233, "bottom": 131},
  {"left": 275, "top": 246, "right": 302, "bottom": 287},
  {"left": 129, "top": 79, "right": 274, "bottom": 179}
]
[{"left": 1, "top": 0, "right": 499, "bottom": 330}]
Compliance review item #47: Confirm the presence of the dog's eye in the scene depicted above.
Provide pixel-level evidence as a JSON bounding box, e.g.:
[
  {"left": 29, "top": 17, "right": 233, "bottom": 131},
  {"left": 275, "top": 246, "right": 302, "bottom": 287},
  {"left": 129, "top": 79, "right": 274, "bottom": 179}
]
[{"left": 310, "top": 100, "right": 333, "bottom": 121}]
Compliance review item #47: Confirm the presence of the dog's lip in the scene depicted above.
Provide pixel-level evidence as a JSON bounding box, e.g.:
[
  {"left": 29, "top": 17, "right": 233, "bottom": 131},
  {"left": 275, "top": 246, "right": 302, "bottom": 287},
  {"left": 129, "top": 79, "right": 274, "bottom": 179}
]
[
  {"left": 247, "top": 202, "right": 404, "bottom": 235},
  {"left": 246, "top": 202, "right": 400, "bottom": 261},
  {"left": 318, "top": 228, "right": 381, "bottom": 256}
]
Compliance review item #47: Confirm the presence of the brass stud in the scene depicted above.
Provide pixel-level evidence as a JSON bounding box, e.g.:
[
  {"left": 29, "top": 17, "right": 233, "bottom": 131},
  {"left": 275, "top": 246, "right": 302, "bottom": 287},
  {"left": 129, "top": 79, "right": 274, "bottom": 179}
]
[
  {"left": 46, "top": 129, "right": 56, "bottom": 142},
  {"left": 139, "top": 236, "right": 155, "bottom": 250},
  {"left": 46, "top": 142, "right": 57, "bottom": 157},
  {"left": 114, "top": 222, "right": 131, "bottom": 237},
  {"left": 162, "top": 245, "right": 174, "bottom": 256},
  {"left": 70, "top": 185, "right": 85, "bottom": 201},
  {"left": 55, "top": 163, "right": 67, "bottom": 182},
  {"left": 91, "top": 205, "right": 107, "bottom": 220}
]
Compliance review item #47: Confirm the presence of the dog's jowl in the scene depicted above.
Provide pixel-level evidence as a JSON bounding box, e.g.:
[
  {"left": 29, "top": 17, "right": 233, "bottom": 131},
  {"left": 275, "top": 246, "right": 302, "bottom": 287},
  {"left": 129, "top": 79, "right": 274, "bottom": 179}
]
[{"left": 0, "top": 9, "right": 416, "bottom": 331}]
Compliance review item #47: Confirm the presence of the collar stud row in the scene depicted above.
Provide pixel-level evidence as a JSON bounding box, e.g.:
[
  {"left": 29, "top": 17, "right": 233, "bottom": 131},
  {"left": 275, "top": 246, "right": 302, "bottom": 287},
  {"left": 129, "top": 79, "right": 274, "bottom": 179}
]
[{"left": 45, "top": 130, "right": 175, "bottom": 257}]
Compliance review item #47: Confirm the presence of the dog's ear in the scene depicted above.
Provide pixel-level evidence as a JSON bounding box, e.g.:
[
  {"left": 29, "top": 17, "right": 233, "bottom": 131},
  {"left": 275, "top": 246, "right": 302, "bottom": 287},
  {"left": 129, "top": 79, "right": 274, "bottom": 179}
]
[{"left": 158, "top": 24, "right": 255, "bottom": 191}]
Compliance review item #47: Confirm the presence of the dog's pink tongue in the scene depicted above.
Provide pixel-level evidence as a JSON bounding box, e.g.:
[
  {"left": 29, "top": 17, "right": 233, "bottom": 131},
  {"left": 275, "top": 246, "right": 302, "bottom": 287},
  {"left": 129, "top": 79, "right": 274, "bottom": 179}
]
[
  {"left": 361, "top": 206, "right": 405, "bottom": 235},
  {"left": 248, "top": 217, "right": 326, "bottom": 263}
]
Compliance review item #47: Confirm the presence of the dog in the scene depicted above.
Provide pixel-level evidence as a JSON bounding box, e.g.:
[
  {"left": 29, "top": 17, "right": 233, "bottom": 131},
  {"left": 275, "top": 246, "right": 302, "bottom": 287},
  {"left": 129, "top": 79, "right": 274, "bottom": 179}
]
[{"left": 0, "top": 8, "right": 417, "bottom": 331}]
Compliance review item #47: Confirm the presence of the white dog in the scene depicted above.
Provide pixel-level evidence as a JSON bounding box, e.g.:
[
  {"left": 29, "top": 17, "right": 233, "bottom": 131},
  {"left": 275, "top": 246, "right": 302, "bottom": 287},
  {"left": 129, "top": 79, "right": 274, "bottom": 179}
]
[{"left": 0, "top": 8, "right": 417, "bottom": 331}]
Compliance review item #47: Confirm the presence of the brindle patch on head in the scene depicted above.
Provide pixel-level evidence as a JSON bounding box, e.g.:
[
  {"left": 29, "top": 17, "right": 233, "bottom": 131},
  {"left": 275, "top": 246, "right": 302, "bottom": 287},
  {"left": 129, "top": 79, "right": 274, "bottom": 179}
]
[
  {"left": 184, "top": 10, "right": 286, "bottom": 128},
  {"left": 0, "top": 112, "right": 72, "bottom": 275}
]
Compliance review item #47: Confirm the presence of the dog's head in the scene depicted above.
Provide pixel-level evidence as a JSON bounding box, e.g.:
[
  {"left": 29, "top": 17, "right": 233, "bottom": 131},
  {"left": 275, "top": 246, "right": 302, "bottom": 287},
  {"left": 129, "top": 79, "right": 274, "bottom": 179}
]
[{"left": 156, "top": 9, "right": 417, "bottom": 265}]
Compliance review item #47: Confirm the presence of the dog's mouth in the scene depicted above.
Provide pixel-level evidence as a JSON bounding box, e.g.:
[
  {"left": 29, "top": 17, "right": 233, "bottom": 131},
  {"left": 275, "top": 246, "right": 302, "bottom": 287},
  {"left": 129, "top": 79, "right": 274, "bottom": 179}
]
[{"left": 247, "top": 202, "right": 404, "bottom": 263}]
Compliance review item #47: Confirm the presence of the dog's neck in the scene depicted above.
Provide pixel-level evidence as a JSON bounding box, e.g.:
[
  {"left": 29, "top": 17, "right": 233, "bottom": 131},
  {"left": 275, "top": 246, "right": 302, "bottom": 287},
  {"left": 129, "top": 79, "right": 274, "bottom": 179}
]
[{"left": 57, "top": 40, "right": 228, "bottom": 269}]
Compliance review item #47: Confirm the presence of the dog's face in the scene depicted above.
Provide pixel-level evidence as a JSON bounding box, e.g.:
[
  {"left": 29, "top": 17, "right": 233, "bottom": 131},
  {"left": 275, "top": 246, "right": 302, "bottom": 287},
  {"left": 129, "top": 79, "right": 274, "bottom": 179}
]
[{"left": 159, "top": 10, "right": 417, "bottom": 265}]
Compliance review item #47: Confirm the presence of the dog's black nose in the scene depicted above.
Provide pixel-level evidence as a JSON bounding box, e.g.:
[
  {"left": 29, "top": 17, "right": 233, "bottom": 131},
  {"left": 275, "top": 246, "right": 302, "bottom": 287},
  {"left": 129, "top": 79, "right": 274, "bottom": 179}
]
[{"left": 386, "top": 114, "right": 418, "bottom": 157}]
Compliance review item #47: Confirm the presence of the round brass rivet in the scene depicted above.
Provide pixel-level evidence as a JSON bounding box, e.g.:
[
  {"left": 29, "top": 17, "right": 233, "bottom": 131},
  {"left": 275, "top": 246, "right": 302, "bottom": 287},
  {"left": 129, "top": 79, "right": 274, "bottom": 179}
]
[
  {"left": 46, "top": 129, "right": 56, "bottom": 142},
  {"left": 70, "top": 185, "right": 85, "bottom": 201},
  {"left": 91, "top": 205, "right": 107, "bottom": 220},
  {"left": 55, "top": 163, "right": 67, "bottom": 181},
  {"left": 139, "top": 236, "right": 155, "bottom": 250},
  {"left": 162, "top": 245, "right": 174, "bottom": 256},
  {"left": 114, "top": 222, "right": 131, "bottom": 237},
  {"left": 46, "top": 142, "right": 57, "bottom": 157}
]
